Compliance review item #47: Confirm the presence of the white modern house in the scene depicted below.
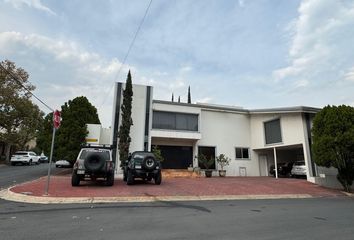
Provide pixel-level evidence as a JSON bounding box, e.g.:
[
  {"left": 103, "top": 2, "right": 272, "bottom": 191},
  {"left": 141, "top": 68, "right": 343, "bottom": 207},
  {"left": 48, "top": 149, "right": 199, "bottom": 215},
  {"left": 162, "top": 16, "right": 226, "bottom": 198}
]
[{"left": 88, "top": 82, "right": 342, "bottom": 189}]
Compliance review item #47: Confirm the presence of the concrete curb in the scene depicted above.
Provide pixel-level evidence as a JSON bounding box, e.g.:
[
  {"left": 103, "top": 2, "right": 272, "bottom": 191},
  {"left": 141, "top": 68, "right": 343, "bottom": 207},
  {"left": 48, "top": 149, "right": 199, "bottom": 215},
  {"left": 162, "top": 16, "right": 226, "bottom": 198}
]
[{"left": 0, "top": 188, "right": 313, "bottom": 204}]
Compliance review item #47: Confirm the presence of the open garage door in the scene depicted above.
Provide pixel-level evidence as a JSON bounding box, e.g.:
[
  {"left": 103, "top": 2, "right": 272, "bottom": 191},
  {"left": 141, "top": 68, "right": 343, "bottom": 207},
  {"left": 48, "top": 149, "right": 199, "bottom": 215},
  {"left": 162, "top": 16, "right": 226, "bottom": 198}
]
[{"left": 156, "top": 145, "right": 193, "bottom": 169}]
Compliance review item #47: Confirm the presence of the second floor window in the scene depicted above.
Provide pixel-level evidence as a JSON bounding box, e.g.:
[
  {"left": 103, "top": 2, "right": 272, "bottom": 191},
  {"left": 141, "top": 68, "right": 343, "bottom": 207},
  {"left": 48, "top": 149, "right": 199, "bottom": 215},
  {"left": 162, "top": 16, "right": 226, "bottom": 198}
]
[{"left": 152, "top": 111, "right": 198, "bottom": 131}]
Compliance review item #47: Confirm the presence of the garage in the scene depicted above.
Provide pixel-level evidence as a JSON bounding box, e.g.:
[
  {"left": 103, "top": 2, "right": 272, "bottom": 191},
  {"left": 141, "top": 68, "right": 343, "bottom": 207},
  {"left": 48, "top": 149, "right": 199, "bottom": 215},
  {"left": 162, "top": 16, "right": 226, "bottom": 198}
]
[
  {"left": 155, "top": 145, "right": 193, "bottom": 169},
  {"left": 256, "top": 144, "right": 308, "bottom": 178}
]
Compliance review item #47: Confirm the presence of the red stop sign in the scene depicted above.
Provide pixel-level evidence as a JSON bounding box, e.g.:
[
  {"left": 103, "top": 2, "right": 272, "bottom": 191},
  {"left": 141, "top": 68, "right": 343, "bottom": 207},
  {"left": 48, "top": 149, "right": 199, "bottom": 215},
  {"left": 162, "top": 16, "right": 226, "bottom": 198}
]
[{"left": 53, "top": 110, "right": 61, "bottom": 129}]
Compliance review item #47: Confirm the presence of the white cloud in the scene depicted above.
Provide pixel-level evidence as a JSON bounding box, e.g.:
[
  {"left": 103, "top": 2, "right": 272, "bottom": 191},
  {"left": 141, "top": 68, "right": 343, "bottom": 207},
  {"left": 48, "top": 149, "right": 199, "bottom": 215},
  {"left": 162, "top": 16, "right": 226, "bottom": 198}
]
[
  {"left": 238, "top": 0, "right": 245, "bottom": 8},
  {"left": 345, "top": 66, "right": 354, "bottom": 82},
  {"left": 0, "top": 31, "right": 134, "bottom": 127},
  {"left": 4, "top": 0, "right": 56, "bottom": 15},
  {"left": 273, "top": 0, "right": 354, "bottom": 87}
]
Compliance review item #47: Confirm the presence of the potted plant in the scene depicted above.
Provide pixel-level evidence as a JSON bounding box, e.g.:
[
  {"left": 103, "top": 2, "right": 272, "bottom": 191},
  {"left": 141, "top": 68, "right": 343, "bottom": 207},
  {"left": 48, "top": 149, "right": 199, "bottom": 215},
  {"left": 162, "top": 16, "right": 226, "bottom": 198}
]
[
  {"left": 195, "top": 154, "right": 215, "bottom": 178},
  {"left": 216, "top": 154, "right": 231, "bottom": 177}
]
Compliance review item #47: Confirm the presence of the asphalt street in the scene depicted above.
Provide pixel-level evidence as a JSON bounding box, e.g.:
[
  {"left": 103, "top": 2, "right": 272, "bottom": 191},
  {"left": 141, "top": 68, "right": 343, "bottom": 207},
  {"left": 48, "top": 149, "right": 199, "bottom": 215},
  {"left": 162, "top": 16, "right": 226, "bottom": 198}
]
[
  {"left": 0, "top": 163, "right": 63, "bottom": 190},
  {"left": 0, "top": 197, "right": 353, "bottom": 240}
]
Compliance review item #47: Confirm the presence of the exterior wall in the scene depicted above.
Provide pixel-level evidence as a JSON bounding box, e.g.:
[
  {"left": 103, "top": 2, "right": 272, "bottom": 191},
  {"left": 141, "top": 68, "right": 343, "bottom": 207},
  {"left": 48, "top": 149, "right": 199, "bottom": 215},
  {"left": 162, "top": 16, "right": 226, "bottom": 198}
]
[
  {"left": 198, "top": 110, "right": 260, "bottom": 176},
  {"left": 250, "top": 113, "right": 306, "bottom": 149},
  {"left": 86, "top": 124, "right": 111, "bottom": 145},
  {"left": 111, "top": 83, "right": 153, "bottom": 169}
]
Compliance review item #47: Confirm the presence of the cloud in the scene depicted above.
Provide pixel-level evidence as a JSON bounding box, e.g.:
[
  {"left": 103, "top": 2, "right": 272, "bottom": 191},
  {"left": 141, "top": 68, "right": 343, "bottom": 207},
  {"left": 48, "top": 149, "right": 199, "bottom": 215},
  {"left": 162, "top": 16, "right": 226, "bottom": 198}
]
[
  {"left": 345, "top": 66, "right": 354, "bottom": 82},
  {"left": 0, "top": 31, "right": 134, "bottom": 126},
  {"left": 273, "top": 0, "right": 354, "bottom": 87},
  {"left": 4, "top": 0, "right": 56, "bottom": 15}
]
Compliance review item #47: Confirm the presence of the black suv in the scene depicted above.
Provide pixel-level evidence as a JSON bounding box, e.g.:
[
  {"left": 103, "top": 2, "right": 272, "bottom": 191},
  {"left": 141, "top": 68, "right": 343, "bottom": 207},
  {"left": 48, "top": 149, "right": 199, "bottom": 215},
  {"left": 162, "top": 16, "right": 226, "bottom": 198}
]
[
  {"left": 269, "top": 162, "right": 294, "bottom": 177},
  {"left": 123, "top": 151, "right": 162, "bottom": 185},
  {"left": 72, "top": 145, "right": 115, "bottom": 186}
]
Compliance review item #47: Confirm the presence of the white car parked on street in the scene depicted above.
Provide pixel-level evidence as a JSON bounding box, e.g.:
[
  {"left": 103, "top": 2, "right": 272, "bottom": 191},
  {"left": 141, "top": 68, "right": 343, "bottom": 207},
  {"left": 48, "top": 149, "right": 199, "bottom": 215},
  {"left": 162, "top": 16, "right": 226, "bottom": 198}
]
[{"left": 10, "top": 151, "right": 41, "bottom": 165}]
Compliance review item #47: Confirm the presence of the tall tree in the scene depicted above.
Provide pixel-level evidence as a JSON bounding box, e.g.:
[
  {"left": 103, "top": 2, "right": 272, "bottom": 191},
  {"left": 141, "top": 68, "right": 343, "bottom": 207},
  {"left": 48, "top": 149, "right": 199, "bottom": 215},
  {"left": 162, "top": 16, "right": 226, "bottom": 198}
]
[
  {"left": 171, "top": 93, "right": 174, "bottom": 102},
  {"left": 118, "top": 70, "right": 133, "bottom": 167},
  {"left": 188, "top": 86, "right": 191, "bottom": 104},
  {"left": 178, "top": 96, "right": 180, "bottom": 103},
  {"left": 54, "top": 96, "right": 100, "bottom": 162},
  {"left": 36, "top": 112, "right": 54, "bottom": 156},
  {"left": 0, "top": 60, "right": 44, "bottom": 162},
  {"left": 312, "top": 105, "right": 354, "bottom": 192}
]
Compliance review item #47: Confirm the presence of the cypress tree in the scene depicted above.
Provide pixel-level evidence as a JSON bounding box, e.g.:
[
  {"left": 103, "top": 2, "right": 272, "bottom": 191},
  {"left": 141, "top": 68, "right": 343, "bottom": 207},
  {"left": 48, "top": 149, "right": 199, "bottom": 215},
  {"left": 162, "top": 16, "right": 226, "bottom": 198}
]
[
  {"left": 188, "top": 86, "right": 191, "bottom": 103},
  {"left": 171, "top": 93, "right": 174, "bottom": 102},
  {"left": 118, "top": 70, "right": 133, "bottom": 167},
  {"left": 178, "top": 96, "right": 181, "bottom": 103}
]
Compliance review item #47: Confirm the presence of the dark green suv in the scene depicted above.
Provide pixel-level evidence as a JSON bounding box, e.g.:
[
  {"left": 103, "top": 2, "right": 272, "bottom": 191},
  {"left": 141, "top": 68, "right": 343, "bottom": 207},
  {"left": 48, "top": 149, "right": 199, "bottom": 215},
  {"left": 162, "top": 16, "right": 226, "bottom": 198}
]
[{"left": 123, "top": 151, "right": 162, "bottom": 185}]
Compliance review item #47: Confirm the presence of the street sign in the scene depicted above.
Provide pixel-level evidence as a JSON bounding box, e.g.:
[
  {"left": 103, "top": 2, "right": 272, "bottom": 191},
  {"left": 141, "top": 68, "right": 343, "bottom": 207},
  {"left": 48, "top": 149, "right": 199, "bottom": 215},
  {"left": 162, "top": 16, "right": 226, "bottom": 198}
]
[{"left": 53, "top": 110, "right": 61, "bottom": 129}]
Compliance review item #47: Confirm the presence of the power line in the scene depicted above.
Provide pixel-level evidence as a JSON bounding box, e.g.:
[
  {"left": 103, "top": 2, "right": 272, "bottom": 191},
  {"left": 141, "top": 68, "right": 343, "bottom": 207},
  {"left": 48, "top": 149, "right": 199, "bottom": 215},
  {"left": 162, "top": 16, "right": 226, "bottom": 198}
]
[
  {"left": 0, "top": 63, "right": 54, "bottom": 112},
  {"left": 100, "top": 0, "right": 153, "bottom": 107}
]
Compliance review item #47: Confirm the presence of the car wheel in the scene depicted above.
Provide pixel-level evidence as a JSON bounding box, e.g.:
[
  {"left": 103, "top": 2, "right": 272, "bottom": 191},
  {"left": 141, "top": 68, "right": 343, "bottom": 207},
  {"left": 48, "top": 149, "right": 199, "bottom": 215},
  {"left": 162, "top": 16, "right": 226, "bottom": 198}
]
[
  {"left": 71, "top": 172, "right": 80, "bottom": 186},
  {"left": 142, "top": 156, "right": 156, "bottom": 170},
  {"left": 106, "top": 172, "right": 114, "bottom": 186},
  {"left": 154, "top": 171, "right": 162, "bottom": 185},
  {"left": 127, "top": 170, "right": 134, "bottom": 185},
  {"left": 28, "top": 160, "right": 32, "bottom": 165},
  {"left": 11, "top": 162, "right": 15, "bottom": 166}
]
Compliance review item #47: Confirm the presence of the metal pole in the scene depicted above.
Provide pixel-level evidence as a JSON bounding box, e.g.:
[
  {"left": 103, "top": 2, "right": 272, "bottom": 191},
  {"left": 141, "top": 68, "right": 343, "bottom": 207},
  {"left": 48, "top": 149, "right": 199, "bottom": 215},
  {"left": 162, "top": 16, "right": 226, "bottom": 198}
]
[{"left": 44, "top": 127, "right": 56, "bottom": 195}]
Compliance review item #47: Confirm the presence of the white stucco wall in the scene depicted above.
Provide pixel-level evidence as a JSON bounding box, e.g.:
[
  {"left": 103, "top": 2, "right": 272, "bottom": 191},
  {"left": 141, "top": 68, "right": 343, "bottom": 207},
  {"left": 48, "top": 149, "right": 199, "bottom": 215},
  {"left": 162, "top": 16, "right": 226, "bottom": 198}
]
[
  {"left": 198, "top": 110, "right": 260, "bottom": 176},
  {"left": 250, "top": 112, "right": 306, "bottom": 149}
]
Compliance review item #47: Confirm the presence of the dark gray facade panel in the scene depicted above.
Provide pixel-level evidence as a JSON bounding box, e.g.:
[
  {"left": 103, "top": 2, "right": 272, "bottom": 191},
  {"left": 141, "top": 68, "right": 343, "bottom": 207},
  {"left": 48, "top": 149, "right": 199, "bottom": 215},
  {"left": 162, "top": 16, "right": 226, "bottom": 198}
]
[
  {"left": 152, "top": 111, "right": 198, "bottom": 131},
  {"left": 144, "top": 86, "right": 151, "bottom": 151},
  {"left": 112, "top": 83, "right": 122, "bottom": 163}
]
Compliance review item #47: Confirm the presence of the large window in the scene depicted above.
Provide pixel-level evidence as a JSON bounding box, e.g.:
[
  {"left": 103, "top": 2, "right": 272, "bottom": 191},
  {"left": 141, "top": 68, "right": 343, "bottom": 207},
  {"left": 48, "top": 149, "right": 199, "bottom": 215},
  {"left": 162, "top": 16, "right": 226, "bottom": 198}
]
[
  {"left": 152, "top": 111, "right": 198, "bottom": 131},
  {"left": 235, "top": 147, "right": 250, "bottom": 159},
  {"left": 264, "top": 118, "right": 282, "bottom": 144}
]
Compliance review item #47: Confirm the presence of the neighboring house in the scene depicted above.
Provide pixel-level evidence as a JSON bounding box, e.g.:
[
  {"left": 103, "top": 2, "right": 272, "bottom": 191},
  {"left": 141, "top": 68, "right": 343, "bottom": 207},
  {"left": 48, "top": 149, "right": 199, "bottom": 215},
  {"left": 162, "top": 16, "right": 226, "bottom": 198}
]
[{"left": 89, "top": 82, "right": 340, "bottom": 189}]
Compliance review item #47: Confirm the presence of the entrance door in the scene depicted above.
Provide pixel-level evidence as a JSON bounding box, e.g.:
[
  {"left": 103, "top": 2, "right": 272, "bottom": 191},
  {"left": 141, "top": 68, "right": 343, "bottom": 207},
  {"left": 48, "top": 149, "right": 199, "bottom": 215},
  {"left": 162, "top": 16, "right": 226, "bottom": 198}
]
[
  {"left": 259, "top": 155, "right": 268, "bottom": 176},
  {"left": 157, "top": 145, "right": 193, "bottom": 169}
]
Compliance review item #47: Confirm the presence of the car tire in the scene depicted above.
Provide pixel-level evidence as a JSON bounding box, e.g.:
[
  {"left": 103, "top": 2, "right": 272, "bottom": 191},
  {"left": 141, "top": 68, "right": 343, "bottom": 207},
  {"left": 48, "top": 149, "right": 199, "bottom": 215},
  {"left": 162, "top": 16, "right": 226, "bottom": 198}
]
[
  {"left": 127, "top": 170, "right": 134, "bottom": 185},
  {"left": 84, "top": 152, "right": 105, "bottom": 172},
  {"left": 28, "top": 160, "right": 32, "bottom": 166},
  {"left": 154, "top": 171, "right": 162, "bottom": 185},
  {"left": 11, "top": 162, "right": 15, "bottom": 166},
  {"left": 142, "top": 156, "right": 156, "bottom": 170},
  {"left": 106, "top": 172, "right": 114, "bottom": 186},
  {"left": 71, "top": 172, "right": 80, "bottom": 186},
  {"left": 123, "top": 168, "right": 127, "bottom": 182}
]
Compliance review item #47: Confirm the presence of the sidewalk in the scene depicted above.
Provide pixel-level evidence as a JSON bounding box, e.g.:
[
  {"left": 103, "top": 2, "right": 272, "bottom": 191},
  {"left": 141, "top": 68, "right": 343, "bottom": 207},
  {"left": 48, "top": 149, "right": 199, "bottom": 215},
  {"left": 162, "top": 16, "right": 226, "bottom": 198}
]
[{"left": 0, "top": 175, "right": 345, "bottom": 204}]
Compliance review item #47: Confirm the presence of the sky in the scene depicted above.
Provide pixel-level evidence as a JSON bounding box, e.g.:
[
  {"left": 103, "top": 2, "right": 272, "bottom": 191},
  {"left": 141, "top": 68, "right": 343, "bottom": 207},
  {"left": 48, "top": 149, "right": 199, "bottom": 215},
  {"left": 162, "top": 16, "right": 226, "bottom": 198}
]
[{"left": 1, "top": 0, "right": 354, "bottom": 127}]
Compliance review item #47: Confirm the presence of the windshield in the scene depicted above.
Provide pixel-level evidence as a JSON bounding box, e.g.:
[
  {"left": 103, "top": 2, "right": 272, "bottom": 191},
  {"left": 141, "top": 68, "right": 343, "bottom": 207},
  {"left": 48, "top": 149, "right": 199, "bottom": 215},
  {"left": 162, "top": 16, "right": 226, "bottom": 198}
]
[
  {"left": 14, "top": 152, "right": 28, "bottom": 155},
  {"left": 79, "top": 149, "right": 110, "bottom": 160}
]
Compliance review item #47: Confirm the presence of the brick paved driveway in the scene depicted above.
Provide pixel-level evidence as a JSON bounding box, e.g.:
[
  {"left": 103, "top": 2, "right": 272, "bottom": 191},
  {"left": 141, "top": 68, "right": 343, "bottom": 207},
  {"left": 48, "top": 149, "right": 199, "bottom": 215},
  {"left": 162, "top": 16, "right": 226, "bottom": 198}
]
[{"left": 10, "top": 176, "right": 343, "bottom": 198}]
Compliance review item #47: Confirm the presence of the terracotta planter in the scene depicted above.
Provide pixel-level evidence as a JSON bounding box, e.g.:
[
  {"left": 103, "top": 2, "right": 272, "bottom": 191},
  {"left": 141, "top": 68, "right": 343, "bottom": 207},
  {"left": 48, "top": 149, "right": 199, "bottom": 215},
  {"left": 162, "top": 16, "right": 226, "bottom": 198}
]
[
  {"left": 205, "top": 170, "right": 212, "bottom": 178},
  {"left": 219, "top": 170, "right": 226, "bottom": 177}
]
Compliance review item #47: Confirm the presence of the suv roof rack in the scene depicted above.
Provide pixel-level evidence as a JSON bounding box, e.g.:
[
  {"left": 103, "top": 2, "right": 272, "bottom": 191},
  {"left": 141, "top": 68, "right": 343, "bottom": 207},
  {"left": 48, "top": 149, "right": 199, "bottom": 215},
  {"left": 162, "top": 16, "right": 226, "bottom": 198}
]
[{"left": 82, "top": 144, "right": 113, "bottom": 149}]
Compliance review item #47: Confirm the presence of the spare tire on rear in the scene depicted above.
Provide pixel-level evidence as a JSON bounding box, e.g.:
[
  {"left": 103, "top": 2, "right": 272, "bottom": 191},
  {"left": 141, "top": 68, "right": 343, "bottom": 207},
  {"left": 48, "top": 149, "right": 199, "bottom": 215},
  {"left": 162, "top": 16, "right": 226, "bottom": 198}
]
[
  {"left": 142, "top": 156, "right": 156, "bottom": 170},
  {"left": 84, "top": 152, "right": 105, "bottom": 172}
]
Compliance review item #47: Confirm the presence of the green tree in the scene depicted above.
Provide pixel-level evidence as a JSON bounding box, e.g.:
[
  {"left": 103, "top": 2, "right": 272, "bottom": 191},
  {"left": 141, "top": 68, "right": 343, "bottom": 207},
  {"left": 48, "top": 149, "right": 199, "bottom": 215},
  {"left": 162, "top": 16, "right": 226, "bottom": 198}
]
[
  {"left": 152, "top": 145, "right": 164, "bottom": 162},
  {"left": 0, "top": 60, "right": 44, "bottom": 162},
  {"left": 36, "top": 112, "right": 54, "bottom": 156},
  {"left": 312, "top": 105, "right": 354, "bottom": 192},
  {"left": 118, "top": 70, "right": 133, "bottom": 167},
  {"left": 55, "top": 96, "right": 100, "bottom": 162}
]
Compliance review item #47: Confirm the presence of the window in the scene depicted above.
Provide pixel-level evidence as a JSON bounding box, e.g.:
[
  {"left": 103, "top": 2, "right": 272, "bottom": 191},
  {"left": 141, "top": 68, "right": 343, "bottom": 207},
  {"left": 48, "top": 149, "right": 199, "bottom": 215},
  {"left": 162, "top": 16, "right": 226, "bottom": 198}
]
[
  {"left": 264, "top": 118, "right": 282, "bottom": 144},
  {"left": 235, "top": 147, "right": 250, "bottom": 159},
  {"left": 152, "top": 111, "right": 198, "bottom": 131}
]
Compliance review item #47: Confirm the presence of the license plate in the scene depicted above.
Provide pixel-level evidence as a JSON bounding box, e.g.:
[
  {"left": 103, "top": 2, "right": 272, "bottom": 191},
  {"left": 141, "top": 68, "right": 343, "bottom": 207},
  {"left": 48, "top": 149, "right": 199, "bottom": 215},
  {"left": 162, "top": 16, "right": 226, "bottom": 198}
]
[
  {"left": 77, "top": 170, "right": 85, "bottom": 174},
  {"left": 135, "top": 165, "right": 142, "bottom": 169}
]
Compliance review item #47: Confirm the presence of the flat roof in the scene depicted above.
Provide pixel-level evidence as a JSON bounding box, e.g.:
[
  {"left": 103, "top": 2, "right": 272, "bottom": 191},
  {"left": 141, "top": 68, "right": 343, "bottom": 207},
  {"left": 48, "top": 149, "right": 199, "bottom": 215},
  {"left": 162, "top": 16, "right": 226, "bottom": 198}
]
[{"left": 152, "top": 100, "right": 321, "bottom": 114}]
